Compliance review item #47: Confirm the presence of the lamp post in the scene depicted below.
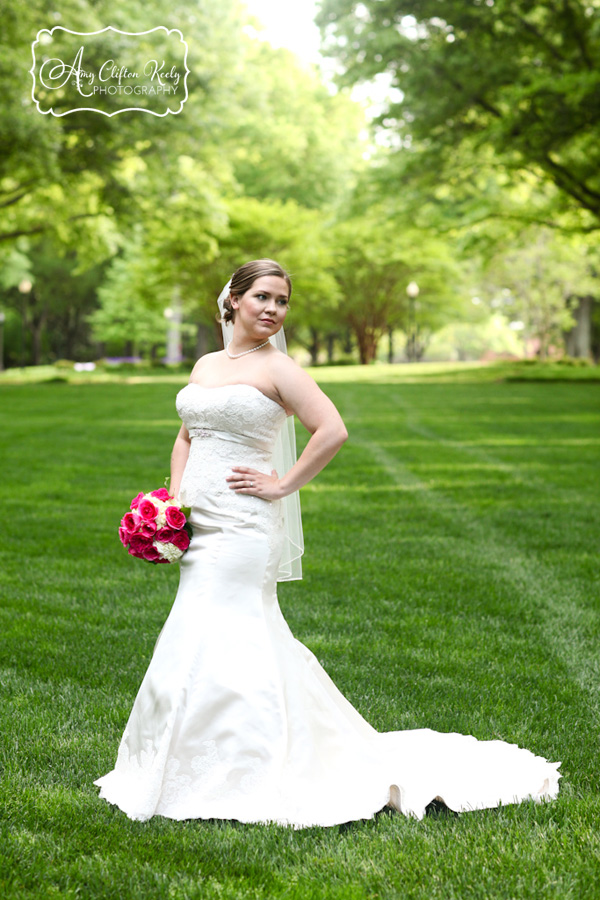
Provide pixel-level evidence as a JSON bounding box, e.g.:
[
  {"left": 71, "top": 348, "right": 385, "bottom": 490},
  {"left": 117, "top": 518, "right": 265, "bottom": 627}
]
[
  {"left": 406, "top": 281, "right": 420, "bottom": 362},
  {"left": 18, "top": 278, "right": 32, "bottom": 370}
]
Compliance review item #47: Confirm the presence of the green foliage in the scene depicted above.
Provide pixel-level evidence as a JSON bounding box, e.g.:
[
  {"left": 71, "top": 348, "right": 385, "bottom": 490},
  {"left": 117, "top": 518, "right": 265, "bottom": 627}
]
[
  {"left": 426, "top": 315, "right": 524, "bottom": 362},
  {"left": 333, "top": 212, "right": 465, "bottom": 362},
  {"left": 89, "top": 250, "right": 169, "bottom": 356},
  {"left": 224, "top": 40, "right": 366, "bottom": 210},
  {"left": 90, "top": 194, "right": 342, "bottom": 358},
  {"left": 0, "top": 0, "right": 246, "bottom": 363},
  {"left": 0, "top": 246, "right": 33, "bottom": 290},
  {"left": 476, "top": 226, "right": 600, "bottom": 358},
  {"left": 8, "top": 0, "right": 594, "bottom": 370},
  {"left": 316, "top": 2, "right": 600, "bottom": 359},
  {"left": 0, "top": 1, "right": 375, "bottom": 364},
  {"left": 0, "top": 238, "right": 109, "bottom": 364},
  {"left": 318, "top": 0, "right": 600, "bottom": 225}
]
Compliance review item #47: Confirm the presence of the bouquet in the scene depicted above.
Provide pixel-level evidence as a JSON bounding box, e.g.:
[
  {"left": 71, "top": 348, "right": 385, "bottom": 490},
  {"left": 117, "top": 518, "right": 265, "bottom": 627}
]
[{"left": 119, "top": 488, "right": 192, "bottom": 564}]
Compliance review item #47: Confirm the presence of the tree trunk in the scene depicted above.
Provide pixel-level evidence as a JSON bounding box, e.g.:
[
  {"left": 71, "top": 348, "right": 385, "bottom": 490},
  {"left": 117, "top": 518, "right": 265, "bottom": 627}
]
[
  {"left": 367, "top": 332, "right": 379, "bottom": 363},
  {"left": 564, "top": 295, "right": 593, "bottom": 359},
  {"left": 31, "top": 322, "right": 43, "bottom": 365},
  {"left": 309, "top": 327, "right": 320, "bottom": 366},
  {"left": 30, "top": 296, "right": 48, "bottom": 366},
  {"left": 326, "top": 333, "right": 336, "bottom": 363},
  {"left": 63, "top": 307, "right": 81, "bottom": 360},
  {"left": 196, "top": 322, "right": 210, "bottom": 359},
  {"left": 355, "top": 329, "right": 368, "bottom": 364},
  {"left": 355, "top": 327, "right": 379, "bottom": 364}
]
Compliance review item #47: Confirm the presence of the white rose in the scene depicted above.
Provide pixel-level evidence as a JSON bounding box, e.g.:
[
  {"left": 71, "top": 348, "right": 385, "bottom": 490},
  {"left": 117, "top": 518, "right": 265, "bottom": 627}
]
[
  {"left": 154, "top": 499, "right": 169, "bottom": 528},
  {"left": 155, "top": 541, "right": 183, "bottom": 563}
]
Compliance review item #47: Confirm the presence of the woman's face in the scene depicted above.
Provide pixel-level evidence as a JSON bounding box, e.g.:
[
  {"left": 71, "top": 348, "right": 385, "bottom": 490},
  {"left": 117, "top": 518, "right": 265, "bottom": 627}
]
[{"left": 231, "top": 275, "right": 290, "bottom": 336}]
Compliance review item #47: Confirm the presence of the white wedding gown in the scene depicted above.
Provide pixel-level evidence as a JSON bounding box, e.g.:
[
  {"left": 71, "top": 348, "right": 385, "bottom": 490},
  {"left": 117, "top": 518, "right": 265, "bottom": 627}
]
[{"left": 95, "top": 383, "right": 560, "bottom": 826}]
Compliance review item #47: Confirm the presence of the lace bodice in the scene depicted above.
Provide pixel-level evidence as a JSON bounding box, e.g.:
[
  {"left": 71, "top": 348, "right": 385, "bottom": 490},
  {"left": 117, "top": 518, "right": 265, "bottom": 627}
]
[{"left": 175, "top": 383, "right": 287, "bottom": 524}]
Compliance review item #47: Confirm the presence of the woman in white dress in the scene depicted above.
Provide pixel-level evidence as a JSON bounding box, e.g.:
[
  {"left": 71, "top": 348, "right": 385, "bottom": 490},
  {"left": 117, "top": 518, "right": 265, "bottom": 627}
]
[{"left": 95, "top": 258, "right": 560, "bottom": 826}]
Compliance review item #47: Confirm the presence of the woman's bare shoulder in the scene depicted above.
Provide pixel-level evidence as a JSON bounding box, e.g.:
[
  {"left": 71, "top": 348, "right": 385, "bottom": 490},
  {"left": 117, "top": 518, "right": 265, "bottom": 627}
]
[
  {"left": 189, "top": 351, "right": 225, "bottom": 381},
  {"left": 268, "top": 350, "right": 314, "bottom": 386},
  {"left": 267, "top": 352, "right": 324, "bottom": 411}
]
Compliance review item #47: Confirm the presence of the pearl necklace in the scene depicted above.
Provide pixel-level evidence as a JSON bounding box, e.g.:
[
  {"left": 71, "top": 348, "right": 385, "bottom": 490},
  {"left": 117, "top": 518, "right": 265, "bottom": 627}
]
[{"left": 226, "top": 340, "right": 270, "bottom": 359}]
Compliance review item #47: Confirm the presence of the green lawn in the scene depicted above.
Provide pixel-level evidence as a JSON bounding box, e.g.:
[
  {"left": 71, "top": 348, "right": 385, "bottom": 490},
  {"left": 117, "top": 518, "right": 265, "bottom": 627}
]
[{"left": 1, "top": 371, "right": 599, "bottom": 899}]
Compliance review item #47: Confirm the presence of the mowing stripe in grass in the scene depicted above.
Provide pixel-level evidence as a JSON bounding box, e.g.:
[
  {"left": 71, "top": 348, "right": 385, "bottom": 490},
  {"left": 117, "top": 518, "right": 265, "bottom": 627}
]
[{"left": 337, "top": 386, "right": 600, "bottom": 736}]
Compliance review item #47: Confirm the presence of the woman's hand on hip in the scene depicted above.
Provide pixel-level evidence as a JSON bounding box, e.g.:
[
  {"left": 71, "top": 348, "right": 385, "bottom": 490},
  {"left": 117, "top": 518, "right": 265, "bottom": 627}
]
[{"left": 226, "top": 467, "right": 284, "bottom": 500}]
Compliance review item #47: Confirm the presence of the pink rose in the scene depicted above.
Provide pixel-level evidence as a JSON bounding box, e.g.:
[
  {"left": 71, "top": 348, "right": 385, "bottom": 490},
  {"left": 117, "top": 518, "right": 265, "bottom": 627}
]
[
  {"left": 165, "top": 505, "right": 186, "bottom": 529},
  {"left": 139, "top": 521, "right": 157, "bottom": 537},
  {"left": 118, "top": 526, "right": 131, "bottom": 547},
  {"left": 121, "top": 511, "right": 141, "bottom": 532},
  {"left": 151, "top": 488, "right": 171, "bottom": 501},
  {"left": 142, "top": 543, "right": 161, "bottom": 562},
  {"left": 138, "top": 498, "right": 158, "bottom": 522},
  {"left": 130, "top": 491, "right": 145, "bottom": 510},
  {"left": 156, "top": 527, "right": 176, "bottom": 542},
  {"left": 129, "top": 533, "right": 152, "bottom": 557},
  {"left": 171, "top": 530, "right": 190, "bottom": 551}
]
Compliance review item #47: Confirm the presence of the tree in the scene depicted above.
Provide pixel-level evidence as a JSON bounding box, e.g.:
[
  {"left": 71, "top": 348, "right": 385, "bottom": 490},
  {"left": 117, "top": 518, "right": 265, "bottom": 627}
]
[
  {"left": 318, "top": 0, "right": 600, "bottom": 226},
  {"left": 89, "top": 250, "right": 170, "bottom": 359},
  {"left": 5, "top": 2, "right": 418, "bottom": 367},
  {"left": 0, "top": 238, "right": 110, "bottom": 365},
  {"left": 222, "top": 40, "right": 366, "bottom": 211},
  {"left": 426, "top": 316, "right": 523, "bottom": 362},
  {"left": 333, "top": 213, "right": 464, "bottom": 363},
  {"left": 477, "top": 227, "right": 599, "bottom": 358},
  {"left": 0, "top": 0, "right": 243, "bottom": 244}
]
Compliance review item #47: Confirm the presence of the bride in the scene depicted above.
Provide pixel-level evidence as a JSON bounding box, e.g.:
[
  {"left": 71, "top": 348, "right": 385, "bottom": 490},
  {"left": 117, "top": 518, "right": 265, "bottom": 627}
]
[{"left": 95, "top": 258, "right": 560, "bottom": 826}]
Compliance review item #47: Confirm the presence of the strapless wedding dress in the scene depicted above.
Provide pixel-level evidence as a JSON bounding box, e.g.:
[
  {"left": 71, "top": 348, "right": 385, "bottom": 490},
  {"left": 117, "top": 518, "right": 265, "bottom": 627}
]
[{"left": 95, "top": 383, "right": 560, "bottom": 826}]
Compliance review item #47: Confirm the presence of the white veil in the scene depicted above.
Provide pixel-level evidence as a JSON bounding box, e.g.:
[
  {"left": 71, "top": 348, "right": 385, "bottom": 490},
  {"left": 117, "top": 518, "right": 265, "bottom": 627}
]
[{"left": 217, "top": 280, "right": 304, "bottom": 581}]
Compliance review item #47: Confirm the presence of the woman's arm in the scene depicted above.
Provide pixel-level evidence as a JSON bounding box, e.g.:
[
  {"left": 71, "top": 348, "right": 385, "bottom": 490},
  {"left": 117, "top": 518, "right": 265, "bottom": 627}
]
[
  {"left": 170, "top": 423, "right": 191, "bottom": 500},
  {"left": 227, "top": 357, "right": 348, "bottom": 500}
]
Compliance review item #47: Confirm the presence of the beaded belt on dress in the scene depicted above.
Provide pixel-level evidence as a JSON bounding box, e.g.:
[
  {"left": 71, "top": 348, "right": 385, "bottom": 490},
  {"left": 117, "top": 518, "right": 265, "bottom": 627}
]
[{"left": 187, "top": 426, "right": 270, "bottom": 452}]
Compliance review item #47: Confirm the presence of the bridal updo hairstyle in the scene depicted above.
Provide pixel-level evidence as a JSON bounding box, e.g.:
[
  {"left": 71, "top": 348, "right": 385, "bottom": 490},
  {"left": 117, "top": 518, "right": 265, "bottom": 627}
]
[{"left": 221, "top": 259, "right": 292, "bottom": 325}]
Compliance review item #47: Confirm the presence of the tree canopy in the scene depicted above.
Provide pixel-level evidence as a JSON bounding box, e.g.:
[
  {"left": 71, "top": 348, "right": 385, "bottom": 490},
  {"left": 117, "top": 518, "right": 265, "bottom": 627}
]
[
  {"left": 1, "top": 0, "right": 598, "bottom": 366},
  {"left": 318, "top": 0, "right": 600, "bottom": 227}
]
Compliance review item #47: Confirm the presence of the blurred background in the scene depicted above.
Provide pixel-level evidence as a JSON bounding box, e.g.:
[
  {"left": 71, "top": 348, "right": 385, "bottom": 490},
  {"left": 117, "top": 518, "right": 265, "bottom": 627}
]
[{"left": 1, "top": 0, "right": 599, "bottom": 372}]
